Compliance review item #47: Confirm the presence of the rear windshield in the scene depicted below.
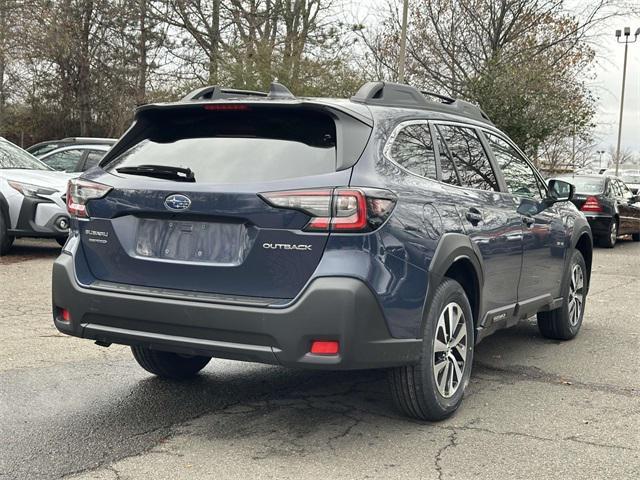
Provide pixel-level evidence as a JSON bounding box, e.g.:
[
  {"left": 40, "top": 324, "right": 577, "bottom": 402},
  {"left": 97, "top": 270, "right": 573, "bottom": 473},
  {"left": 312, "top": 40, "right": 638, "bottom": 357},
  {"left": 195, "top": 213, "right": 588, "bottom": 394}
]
[
  {"left": 0, "top": 140, "right": 50, "bottom": 170},
  {"left": 105, "top": 107, "right": 337, "bottom": 184},
  {"left": 559, "top": 176, "right": 604, "bottom": 194}
]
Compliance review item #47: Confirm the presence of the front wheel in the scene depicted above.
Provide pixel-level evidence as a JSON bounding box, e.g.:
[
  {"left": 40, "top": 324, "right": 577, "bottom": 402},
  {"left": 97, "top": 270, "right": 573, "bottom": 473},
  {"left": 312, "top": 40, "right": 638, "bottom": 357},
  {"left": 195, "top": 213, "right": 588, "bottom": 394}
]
[
  {"left": 537, "top": 250, "right": 588, "bottom": 340},
  {"left": 131, "top": 346, "right": 211, "bottom": 379},
  {"left": 388, "top": 278, "right": 474, "bottom": 421}
]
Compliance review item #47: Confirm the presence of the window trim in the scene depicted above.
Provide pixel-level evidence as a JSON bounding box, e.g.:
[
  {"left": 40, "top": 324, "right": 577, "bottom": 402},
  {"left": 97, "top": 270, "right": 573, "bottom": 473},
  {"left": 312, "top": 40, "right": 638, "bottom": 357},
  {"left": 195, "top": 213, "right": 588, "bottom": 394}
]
[
  {"left": 478, "top": 128, "right": 549, "bottom": 198},
  {"left": 382, "top": 119, "right": 440, "bottom": 182}
]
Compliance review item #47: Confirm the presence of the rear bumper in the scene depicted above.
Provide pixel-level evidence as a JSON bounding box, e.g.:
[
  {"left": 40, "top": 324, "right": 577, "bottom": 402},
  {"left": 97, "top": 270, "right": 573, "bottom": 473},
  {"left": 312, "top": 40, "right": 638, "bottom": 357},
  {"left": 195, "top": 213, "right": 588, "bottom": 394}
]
[
  {"left": 582, "top": 214, "right": 612, "bottom": 236},
  {"left": 52, "top": 253, "right": 422, "bottom": 370}
]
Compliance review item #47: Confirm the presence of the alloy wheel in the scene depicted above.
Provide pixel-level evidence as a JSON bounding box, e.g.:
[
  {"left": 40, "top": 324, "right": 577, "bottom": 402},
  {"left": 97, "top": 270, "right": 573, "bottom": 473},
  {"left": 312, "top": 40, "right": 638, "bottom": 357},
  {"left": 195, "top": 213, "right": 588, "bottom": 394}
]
[
  {"left": 610, "top": 222, "right": 617, "bottom": 245},
  {"left": 568, "top": 264, "right": 585, "bottom": 327},
  {"left": 433, "top": 302, "right": 467, "bottom": 398}
]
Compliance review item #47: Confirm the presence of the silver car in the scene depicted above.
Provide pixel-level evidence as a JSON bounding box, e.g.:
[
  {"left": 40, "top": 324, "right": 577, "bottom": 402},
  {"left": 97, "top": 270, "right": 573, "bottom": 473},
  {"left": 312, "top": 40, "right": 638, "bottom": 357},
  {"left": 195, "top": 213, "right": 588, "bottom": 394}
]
[
  {"left": 0, "top": 138, "right": 75, "bottom": 255},
  {"left": 39, "top": 144, "right": 111, "bottom": 173}
]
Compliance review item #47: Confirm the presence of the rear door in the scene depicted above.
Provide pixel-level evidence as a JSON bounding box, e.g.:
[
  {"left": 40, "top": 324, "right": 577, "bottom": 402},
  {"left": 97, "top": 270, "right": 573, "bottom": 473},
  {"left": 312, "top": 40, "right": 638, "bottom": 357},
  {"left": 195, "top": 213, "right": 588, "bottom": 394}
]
[
  {"left": 78, "top": 104, "right": 369, "bottom": 301},
  {"left": 483, "top": 132, "right": 565, "bottom": 300},
  {"left": 432, "top": 123, "right": 523, "bottom": 315}
]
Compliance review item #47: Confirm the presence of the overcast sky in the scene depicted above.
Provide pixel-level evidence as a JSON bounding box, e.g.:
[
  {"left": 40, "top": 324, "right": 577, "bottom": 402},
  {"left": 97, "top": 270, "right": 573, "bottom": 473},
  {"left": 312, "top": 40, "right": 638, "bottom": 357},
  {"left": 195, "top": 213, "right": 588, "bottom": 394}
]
[
  {"left": 351, "top": 2, "right": 640, "bottom": 162},
  {"left": 592, "top": 13, "right": 640, "bottom": 161}
]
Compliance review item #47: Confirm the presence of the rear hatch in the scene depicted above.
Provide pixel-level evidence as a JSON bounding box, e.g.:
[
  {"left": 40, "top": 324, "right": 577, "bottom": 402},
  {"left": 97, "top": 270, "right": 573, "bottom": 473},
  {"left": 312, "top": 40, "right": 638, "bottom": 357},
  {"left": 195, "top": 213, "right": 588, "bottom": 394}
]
[{"left": 76, "top": 102, "right": 371, "bottom": 301}]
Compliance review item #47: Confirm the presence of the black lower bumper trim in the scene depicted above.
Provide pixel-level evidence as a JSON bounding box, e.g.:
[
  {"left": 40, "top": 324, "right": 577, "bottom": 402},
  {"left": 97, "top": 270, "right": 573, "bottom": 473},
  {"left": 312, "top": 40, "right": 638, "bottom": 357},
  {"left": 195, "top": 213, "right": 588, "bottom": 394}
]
[{"left": 52, "top": 253, "right": 422, "bottom": 370}]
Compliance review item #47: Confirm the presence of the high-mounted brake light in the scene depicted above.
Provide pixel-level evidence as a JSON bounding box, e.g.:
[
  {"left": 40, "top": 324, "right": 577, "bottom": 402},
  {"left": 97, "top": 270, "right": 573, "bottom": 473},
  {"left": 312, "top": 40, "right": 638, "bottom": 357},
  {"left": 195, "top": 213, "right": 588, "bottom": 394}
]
[
  {"left": 203, "top": 104, "right": 250, "bottom": 111},
  {"left": 581, "top": 196, "right": 603, "bottom": 213},
  {"left": 67, "top": 179, "right": 112, "bottom": 218},
  {"left": 260, "top": 188, "right": 396, "bottom": 233}
]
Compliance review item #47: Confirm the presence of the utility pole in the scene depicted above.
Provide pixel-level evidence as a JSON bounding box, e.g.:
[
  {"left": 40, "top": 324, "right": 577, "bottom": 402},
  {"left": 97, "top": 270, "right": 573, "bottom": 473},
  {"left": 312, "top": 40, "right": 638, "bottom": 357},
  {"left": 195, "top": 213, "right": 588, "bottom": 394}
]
[
  {"left": 614, "top": 27, "right": 639, "bottom": 176},
  {"left": 597, "top": 150, "right": 606, "bottom": 170},
  {"left": 398, "top": 0, "right": 409, "bottom": 83}
]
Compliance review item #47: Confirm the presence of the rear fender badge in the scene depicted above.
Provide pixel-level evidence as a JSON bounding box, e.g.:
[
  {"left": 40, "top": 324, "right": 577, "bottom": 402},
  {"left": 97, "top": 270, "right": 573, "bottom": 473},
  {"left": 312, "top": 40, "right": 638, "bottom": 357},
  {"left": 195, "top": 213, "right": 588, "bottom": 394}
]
[
  {"left": 164, "top": 194, "right": 191, "bottom": 211},
  {"left": 263, "top": 243, "right": 312, "bottom": 251}
]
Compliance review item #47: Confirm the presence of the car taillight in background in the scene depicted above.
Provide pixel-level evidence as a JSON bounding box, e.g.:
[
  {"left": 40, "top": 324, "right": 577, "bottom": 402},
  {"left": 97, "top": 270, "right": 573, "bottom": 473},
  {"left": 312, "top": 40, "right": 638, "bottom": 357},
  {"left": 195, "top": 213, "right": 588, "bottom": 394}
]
[
  {"left": 260, "top": 188, "right": 396, "bottom": 232},
  {"left": 67, "top": 178, "right": 112, "bottom": 218},
  {"left": 581, "top": 196, "right": 603, "bottom": 213}
]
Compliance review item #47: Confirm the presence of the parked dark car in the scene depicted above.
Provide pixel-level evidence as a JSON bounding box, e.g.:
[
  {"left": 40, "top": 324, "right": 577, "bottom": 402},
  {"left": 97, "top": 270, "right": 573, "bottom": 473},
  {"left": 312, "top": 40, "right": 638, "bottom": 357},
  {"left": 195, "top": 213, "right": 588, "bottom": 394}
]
[
  {"left": 27, "top": 137, "right": 116, "bottom": 157},
  {"left": 52, "top": 82, "right": 593, "bottom": 421},
  {"left": 553, "top": 174, "right": 640, "bottom": 247},
  {"left": 603, "top": 169, "right": 640, "bottom": 194}
]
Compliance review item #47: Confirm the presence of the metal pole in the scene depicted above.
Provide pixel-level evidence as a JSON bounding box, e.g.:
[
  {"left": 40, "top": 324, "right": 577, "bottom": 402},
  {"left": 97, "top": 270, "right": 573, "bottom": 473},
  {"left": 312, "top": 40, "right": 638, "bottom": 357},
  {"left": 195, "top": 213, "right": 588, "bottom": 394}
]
[
  {"left": 398, "top": 0, "right": 409, "bottom": 83},
  {"left": 615, "top": 40, "right": 629, "bottom": 176}
]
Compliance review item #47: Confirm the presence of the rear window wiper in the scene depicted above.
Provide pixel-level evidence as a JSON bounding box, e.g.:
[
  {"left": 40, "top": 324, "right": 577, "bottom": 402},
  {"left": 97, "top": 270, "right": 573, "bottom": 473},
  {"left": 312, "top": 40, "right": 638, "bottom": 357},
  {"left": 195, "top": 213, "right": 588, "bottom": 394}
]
[{"left": 115, "top": 164, "right": 195, "bottom": 182}]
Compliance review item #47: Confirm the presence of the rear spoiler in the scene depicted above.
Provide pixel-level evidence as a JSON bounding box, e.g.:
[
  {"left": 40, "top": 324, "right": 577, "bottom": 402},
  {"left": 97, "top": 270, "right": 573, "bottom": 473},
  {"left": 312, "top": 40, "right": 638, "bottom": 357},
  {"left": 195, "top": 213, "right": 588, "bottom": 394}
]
[{"left": 100, "top": 102, "right": 373, "bottom": 172}]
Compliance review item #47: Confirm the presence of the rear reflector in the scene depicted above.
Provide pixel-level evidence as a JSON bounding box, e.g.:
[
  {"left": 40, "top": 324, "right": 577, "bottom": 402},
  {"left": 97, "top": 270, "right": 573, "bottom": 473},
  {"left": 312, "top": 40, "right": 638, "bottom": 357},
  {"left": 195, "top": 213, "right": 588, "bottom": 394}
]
[
  {"left": 310, "top": 341, "right": 340, "bottom": 355},
  {"left": 581, "top": 196, "right": 603, "bottom": 213},
  {"left": 60, "top": 309, "right": 71, "bottom": 322}
]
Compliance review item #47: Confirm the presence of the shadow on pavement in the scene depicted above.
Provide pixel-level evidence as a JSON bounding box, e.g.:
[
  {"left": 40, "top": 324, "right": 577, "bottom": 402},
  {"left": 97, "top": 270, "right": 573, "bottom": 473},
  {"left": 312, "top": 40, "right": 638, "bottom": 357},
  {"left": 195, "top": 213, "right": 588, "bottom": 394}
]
[{"left": 0, "top": 238, "right": 61, "bottom": 264}]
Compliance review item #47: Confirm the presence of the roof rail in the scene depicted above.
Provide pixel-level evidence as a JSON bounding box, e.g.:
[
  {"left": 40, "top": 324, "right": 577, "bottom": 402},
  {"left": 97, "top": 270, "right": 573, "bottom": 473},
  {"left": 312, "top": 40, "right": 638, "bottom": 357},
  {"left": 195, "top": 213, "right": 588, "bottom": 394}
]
[
  {"left": 181, "top": 81, "right": 295, "bottom": 102},
  {"left": 351, "top": 81, "right": 492, "bottom": 124}
]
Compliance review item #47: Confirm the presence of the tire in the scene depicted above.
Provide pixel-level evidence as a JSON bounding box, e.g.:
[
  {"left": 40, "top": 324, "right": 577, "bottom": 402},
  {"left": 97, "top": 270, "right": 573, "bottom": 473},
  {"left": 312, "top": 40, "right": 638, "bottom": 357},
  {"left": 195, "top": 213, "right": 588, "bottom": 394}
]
[
  {"left": 599, "top": 219, "right": 617, "bottom": 248},
  {"left": 131, "top": 346, "right": 211, "bottom": 379},
  {"left": 0, "top": 212, "right": 14, "bottom": 256},
  {"left": 537, "top": 250, "right": 588, "bottom": 340},
  {"left": 388, "top": 278, "right": 474, "bottom": 421},
  {"left": 632, "top": 232, "right": 640, "bottom": 242}
]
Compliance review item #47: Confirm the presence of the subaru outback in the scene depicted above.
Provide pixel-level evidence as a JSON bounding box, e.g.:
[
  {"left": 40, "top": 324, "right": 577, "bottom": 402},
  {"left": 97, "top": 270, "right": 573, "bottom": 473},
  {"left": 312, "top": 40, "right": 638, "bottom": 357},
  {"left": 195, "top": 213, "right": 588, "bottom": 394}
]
[{"left": 52, "top": 82, "right": 593, "bottom": 420}]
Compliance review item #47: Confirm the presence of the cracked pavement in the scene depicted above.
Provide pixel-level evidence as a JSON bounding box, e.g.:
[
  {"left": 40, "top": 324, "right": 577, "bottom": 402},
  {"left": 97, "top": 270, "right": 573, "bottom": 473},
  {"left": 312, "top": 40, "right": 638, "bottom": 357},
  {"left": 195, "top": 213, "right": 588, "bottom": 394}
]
[{"left": 1, "top": 238, "right": 639, "bottom": 480}]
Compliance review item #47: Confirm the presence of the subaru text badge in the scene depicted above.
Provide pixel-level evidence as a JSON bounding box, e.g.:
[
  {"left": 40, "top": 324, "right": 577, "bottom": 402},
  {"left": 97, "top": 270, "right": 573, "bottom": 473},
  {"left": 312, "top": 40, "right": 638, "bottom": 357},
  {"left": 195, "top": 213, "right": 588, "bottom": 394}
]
[{"left": 164, "top": 194, "right": 191, "bottom": 211}]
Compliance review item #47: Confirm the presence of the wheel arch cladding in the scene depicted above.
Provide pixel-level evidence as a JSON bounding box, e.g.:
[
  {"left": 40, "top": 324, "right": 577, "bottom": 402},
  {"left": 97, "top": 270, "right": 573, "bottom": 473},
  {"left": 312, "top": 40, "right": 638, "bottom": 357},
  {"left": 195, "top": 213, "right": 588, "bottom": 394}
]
[
  {"left": 0, "top": 192, "right": 10, "bottom": 224},
  {"left": 422, "top": 233, "right": 483, "bottom": 336},
  {"left": 574, "top": 231, "right": 593, "bottom": 287},
  {"left": 443, "top": 258, "right": 480, "bottom": 329}
]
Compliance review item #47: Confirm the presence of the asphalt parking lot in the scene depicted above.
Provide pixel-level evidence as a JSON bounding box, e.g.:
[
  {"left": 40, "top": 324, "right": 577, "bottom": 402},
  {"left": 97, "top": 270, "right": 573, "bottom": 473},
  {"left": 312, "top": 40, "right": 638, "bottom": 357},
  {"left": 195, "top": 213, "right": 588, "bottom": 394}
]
[{"left": 1, "top": 238, "right": 639, "bottom": 480}]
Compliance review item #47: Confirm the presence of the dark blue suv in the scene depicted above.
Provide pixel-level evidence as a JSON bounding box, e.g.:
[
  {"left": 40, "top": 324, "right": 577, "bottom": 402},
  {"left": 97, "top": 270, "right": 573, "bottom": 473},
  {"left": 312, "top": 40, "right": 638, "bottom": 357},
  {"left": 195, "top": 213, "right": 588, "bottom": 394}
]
[{"left": 52, "top": 82, "right": 593, "bottom": 420}]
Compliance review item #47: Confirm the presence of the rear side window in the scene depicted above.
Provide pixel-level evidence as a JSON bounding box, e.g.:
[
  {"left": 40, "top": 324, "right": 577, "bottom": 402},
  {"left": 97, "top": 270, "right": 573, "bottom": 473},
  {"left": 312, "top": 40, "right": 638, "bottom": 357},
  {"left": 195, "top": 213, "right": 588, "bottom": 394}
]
[
  {"left": 485, "top": 133, "right": 543, "bottom": 200},
  {"left": 106, "top": 107, "right": 337, "bottom": 184},
  {"left": 42, "top": 149, "right": 84, "bottom": 172},
  {"left": 84, "top": 150, "right": 106, "bottom": 170},
  {"left": 436, "top": 125, "right": 498, "bottom": 191},
  {"left": 386, "top": 123, "right": 436, "bottom": 179}
]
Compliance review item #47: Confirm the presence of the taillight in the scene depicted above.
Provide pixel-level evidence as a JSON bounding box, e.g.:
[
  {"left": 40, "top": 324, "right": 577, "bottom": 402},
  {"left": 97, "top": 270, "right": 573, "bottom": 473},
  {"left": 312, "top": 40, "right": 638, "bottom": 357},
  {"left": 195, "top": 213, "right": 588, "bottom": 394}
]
[
  {"left": 581, "top": 196, "right": 603, "bottom": 213},
  {"left": 260, "top": 187, "right": 396, "bottom": 232},
  {"left": 67, "top": 179, "right": 112, "bottom": 218}
]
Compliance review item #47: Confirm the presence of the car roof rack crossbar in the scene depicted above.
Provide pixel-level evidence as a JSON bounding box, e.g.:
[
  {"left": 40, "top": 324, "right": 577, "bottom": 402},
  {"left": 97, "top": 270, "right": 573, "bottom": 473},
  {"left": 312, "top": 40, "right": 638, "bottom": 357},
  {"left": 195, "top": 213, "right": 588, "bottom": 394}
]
[
  {"left": 351, "top": 81, "right": 493, "bottom": 124},
  {"left": 180, "top": 81, "right": 295, "bottom": 102}
]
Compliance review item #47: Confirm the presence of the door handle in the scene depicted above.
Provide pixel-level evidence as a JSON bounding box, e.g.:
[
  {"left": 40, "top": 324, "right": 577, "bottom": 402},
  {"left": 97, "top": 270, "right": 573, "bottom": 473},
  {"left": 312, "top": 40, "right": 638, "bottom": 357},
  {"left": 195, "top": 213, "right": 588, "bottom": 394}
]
[
  {"left": 522, "top": 216, "right": 535, "bottom": 227},
  {"left": 465, "top": 208, "right": 482, "bottom": 225}
]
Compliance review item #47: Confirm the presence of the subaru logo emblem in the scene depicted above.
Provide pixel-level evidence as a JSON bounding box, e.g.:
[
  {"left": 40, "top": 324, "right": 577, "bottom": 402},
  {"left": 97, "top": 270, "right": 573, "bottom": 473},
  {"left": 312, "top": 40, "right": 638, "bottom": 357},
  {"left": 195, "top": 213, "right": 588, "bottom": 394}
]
[{"left": 164, "top": 194, "right": 191, "bottom": 211}]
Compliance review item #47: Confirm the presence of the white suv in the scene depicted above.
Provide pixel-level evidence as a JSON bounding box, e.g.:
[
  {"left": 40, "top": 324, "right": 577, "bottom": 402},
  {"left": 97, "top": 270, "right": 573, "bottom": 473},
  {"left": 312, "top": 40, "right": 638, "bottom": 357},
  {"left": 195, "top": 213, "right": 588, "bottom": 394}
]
[{"left": 0, "top": 138, "right": 76, "bottom": 255}]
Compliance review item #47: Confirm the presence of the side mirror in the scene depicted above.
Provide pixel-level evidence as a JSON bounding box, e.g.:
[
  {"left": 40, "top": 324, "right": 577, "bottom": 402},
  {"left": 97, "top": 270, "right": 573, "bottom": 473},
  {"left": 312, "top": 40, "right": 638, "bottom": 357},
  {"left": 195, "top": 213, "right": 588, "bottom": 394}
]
[{"left": 546, "top": 179, "right": 574, "bottom": 203}]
